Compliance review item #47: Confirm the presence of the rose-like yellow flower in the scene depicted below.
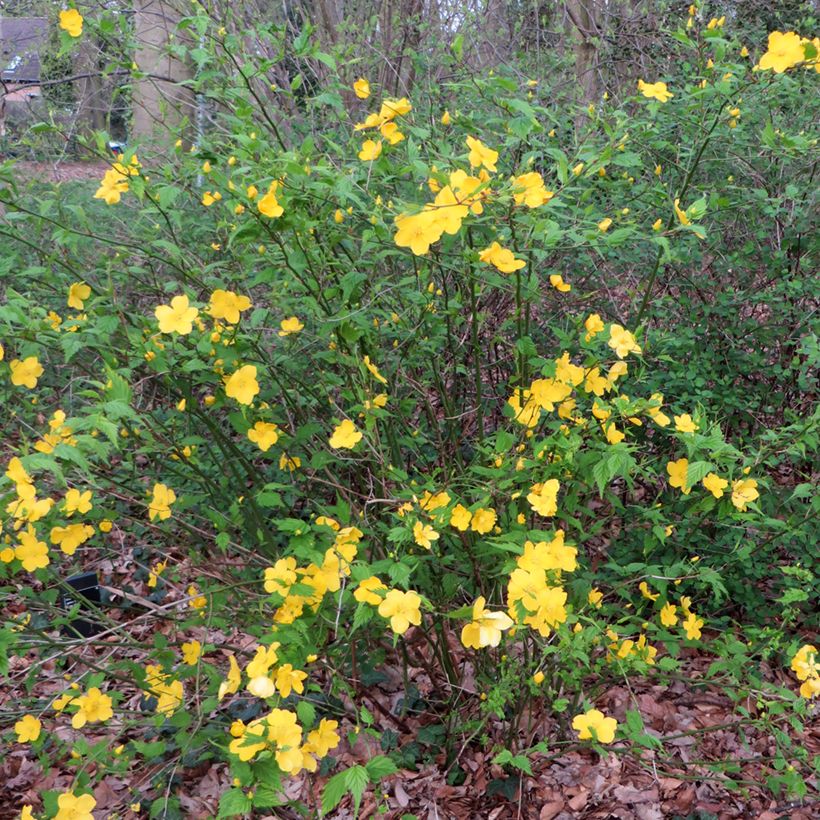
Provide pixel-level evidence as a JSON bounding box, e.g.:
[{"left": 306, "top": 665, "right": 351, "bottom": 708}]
[
  {"left": 682, "top": 612, "right": 704, "bottom": 639},
  {"left": 465, "top": 136, "right": 498, "bottom": 172},
  {"left": 461, "top": 596, "right": 514, "bottom": 649},
  {"left": 258, "top": 182, "right": 283, "bottom": 217},
  {"left": 731, "top": 478, "right": 759, "bottom": 511},
  {"left": 666, "top": 458, "right": 690, "bottom": 495},
  {"left": 54, "top": 792, "right": 96, "bottom": 820},
  {"left": 71, "top": 687, "right": 113, "bottom": 729},
  {"left": 660, "top": 602, "right": 678, "bottom": 627},
  {"left": 757, "top": 31, "right": 805, "bottom": 73},
  {"left": 449, "top": 503, "right": 472, "bottom": 531},
  {"left": 441, "top": 109, "right": 451, "bottom": 125},
  {"left": 572, "top": 708, "right": 617, "bottom": 743},
  {"left": 549, "top": 274, "right": 571, "bottom": 292},
  {"left": 413, "top": 520, "right": 439, "bottom": 549},
  {"left": 14, "top": 527, "right": 49, "bottom": 571},
  {"left": 59, "top": 9, "right": 83, "bottom": 37},
  {"left": 148, "top": 482, "right": 176, "bottom": 521},
  {"left": 353, "top": 77, "right": 370, "bottom": 98},
  {"left": 14, "top": 714, "right": 41, "bottom": 743},
  {"left": 637, "top": 79, "right": 673, "bottom": 102},
  {"left": 225, "top": 365, "right": 260, "bottom": 405},
  {"left": 378, "top": 589, "right": 422, "bottom": 634},
  {"left": 470, "top": 507, "right": 496, "bottom": 534},
  {"left": 208, "top": 289, "right": 251, "bottom": 324},
  {"left": 329, "top": 419, "right": 362, "bottom": 449},
  {"left": 67, "top": 282, "right": 91, "bottom": 310},
  {"left": 393, "top": 209, "right": 443, "bottom": 256},
  {"left": 278, "top": 316, "right": 304, "bottom": 336},
  {"left": 354, "top": 576, "right": 387, "bottom": 605},
  {"left": 479, "top": 241, "right": 525, "bottom": 273},
  {"left": 358, "top": 139, "right": 382, "bottom": 161},
  {"left": 181, "top": 640, "right": 201, "bottom": 665},
  {"left": 307, "top": 718, "right": 340, "bottom": 756},
  {"left": 527, "top": 479, "right": 560, "bottom": 517},
  {"left": 608, "top": 324, "right": 641, "bottom": 358},
  {"left": 248, "top": 421, "right": 279, "bottom": 452},
  {"left": 10, "top": 356, "right": 44, "bottom": 389},
  {"left": 674, "top": 413, "right": 699, "bottom": 433},
  {"left": 598, "top": 217, "right": 613, "bottom": 232},
  {"left": 702, "top": 473, "right": 728, "bottom": 498},
  {"left": 155, "top": 295, "right": 198, "bottom": 335}
]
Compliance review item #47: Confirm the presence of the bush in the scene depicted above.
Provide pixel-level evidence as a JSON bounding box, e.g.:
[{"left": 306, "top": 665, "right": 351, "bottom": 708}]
[{"left": 1, "top": 7, "right": 818, "bottom": 818}]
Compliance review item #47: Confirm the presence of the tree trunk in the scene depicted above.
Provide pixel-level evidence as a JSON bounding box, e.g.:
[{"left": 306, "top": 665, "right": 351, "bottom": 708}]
[
  {"left": 565, "top": 0, "right": 601, "bottom": 134},
  {"left": 131, "top": 0, "right": 194, "bottom": 146}
]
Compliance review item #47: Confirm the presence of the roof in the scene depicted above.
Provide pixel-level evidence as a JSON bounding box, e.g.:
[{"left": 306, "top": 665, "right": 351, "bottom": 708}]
[{"left": 1, "top": 17, "right": 47, "bottom": 84}]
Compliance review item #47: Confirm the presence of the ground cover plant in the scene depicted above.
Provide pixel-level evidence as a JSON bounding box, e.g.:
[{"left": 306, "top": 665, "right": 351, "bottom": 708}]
[{"left": 1, "top": 2, "right": 818, "bottom": 817}]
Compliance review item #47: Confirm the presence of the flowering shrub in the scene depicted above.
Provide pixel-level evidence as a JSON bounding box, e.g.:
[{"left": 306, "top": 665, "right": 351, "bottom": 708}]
[{"left": 1, "top": 6, "right": 818, "bottom": 818}]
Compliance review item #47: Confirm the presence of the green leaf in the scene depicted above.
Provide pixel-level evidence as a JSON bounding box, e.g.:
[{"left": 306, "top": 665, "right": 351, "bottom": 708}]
[
  {"left": 685, "top": 461, "right": 714, "bottom": 487},
  {"left": 345, "top": 765, "right": 370, "bottom": 813},
  {"left": 365, "top": 755, "right": 398, "bottom": 781},
  {"left": 218, "top": 788, "right": 252, "bottom": 818}
]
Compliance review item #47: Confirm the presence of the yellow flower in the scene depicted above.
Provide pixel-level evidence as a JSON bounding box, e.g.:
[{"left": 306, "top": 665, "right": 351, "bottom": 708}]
[
  {"left": 674, "top": 413, "right": 699, "bottom": 433},
  {"left": 598, "top": 217, "right": 613, "bottom": 232},
  {"left": 790, "top": 645, "right": 819, "bottom": 681},
  {"left": 378, "top": 589, "right": 422, "bottom": 634},
  {"left": 637, "top": 79, "right": 673, "bottom": 102},
  {"left": 354, "top": 576, "right": 387, "bottom": 605},
  {"left": 10, "top": 356, "right": 44, "bottom": 389},
  {"left": 329, "top": 419, "right": 363, "bottom": 449},
  {"left": 394, "top": 209, "right": 443, "bottom": 256},
  {"left": 71, "top": 687, "right": 113, "bottom": 728},
  {"left": 588, "top": 588, "right": 603, "bottom": 608},
  {"left": 274, "top": 664, "right": 307, "bottom": 698},
  {"left": 527, "top": 479, "right": 560, "bottom": 517},
  {"left": 549, "top": 274, "right": 571, "bottom": 292},
  {"left": 380, "top": 121, "right": 405, "bottom": 145},
  {"left": 461, "top": 596, "right": 514, "bottom": 649},
  {"left": 148, "top": 483, "right": 176, "bottom": 521},
  {"left": 441, "top": 109, "right": 452, "bottom": 125},
  {"left": 478, "top": 241, "right": 525, "bottom": 273},
  {"left": 608, "top": 324, "right": 641, "bottom": 358},
  {"left": 449, "top": 504, "right": 472, "bottom": 531},
  {"left": 63, "top": 488, "right": 92, "bottom": 516},
  {"left": 666, "top": 458, "right": 690, "bottom": 494},
  {"left": 59, "top": 9, "right": 83, "bottom": 37},
  {"left": 413, "top": 520, "right": 439, "bottom": 549},
  {"left": 181, "top": 640, "right": 201, "bottom": 665},
  {"left": 639, "top": 581, "right": 659, "bottom": 601},
  {"left": 218, "top": 654, "right": 242, "bottom": 701},
  {"left": 572, "top": 162, "right": 584, "bottom": 176},
  {"left": 353, "top": 78, "right": 370, "bottom": 98},
  {"left": 279, "top": 453, "right": 301, "bottom": 471},
  {"left": 660, "top": 602, "right": 678, "bottom": 627},
  {"left": 248, "top": 421, "right": 280, "bottom": 452},
  {"left": 652, "top": 218, "right": 663, "bottom": 231},
  {"left": 674, "top": 198, "right": 691, "bottom": 226},
  {"left": 604, "top": 423, "right": 625, "bottom": 445},
  {"left": 67, "top": 282, "right": 91, "bottom": 310},
  {"left": 225, "top": 364, "right": 260, "bottom": 405},
  {"left": 208, "top": 289, "right": 251, "bottom": 324},
  {"left": 94, "top": 167, "right": 129, "bottom": 204},
  {"left": 54, "top": 793, "right": 96, "bottom": 820},
  {"left": 307, "top": 718, "right": 340, "bottom": 756},
  {"left": 278, "top": 316, "right": 304, "bottom": 336},
  {"left": 731, "top": 478, "right": 759, "bottom": 511},
  {"left": 50, "top": 523, "right": 94, "bottom": 556},
  {"left": 572, "top": 708, "right": 617, "bottom": 743},
  {"left": 155, "top": 295, "right": 199, "bottom": 335},
  {"left": 14, "top": 714, "right": 41, "bottom": 743},
  {"left": 757, "top": 31, "right": 805, "bottom": 72},
  {"left": 465, "top": 136, "right": 498, "bottom": 172},
  {"left": 470, "top": 507, "right": 496, "bottom": 534},
  {"left": 702, "top": 473, "right": 728, "bottom": 498},
  {"left": 358, "top": 139, "right": 383, "bottom": 161},
  {"left": 14, "top": 527, "right": 49, "bottom": 571},
  {"left": 530, "top": 378, "right": 571, "bottom": 410},
  {"left": 584, "top": 313, "right": 604, "bottom": 341},
  {"left": 258, "top": 182, "right": 284, "bottom": 217},
  {"left": 512, "top": 171, "right": 553, "bottom": 208},
  {"left": 532, "top": 670, "right": 545, "bottom": 685},
  {"left": 682, "top": 612, "right": 704, "bottom": 639},
  {"left": 363, "top": 355, "right": 388, "bottom": 384}
]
